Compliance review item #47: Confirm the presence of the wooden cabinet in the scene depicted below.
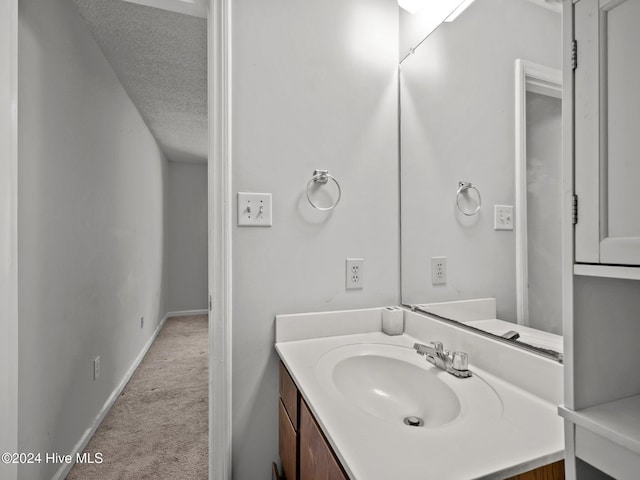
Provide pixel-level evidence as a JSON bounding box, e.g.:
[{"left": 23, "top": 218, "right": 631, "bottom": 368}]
[
  {"left": 574, "top": 0, "right": 640, "bottom": 266},
  {"left": 278, "top": 361, "right": 349, "bottom": 480},
  {"left": 280, "top": 359, "right": 298, "bottom": 428},
  {"left": 506, "top": 461, "right": 565, "bottom": 480},
  {"left": 299, "top": 400, "right": 348, "bottom": 480},
  {"left": 278, "top": 362, "right": 299, "bottom": 480},
  {"left": 279, "top": 400, "right": 297, "bottom": 480}
]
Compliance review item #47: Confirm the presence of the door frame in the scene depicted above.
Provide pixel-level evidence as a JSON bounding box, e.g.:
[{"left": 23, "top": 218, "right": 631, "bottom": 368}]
[
  {"left": 0, "top": 0, "right": 19, "bottom": 479},
  {"left": 514, "top": 59, "right": 562, "bottom": 326},
  {"left": 208, "top": 0, "right": 233, "bottom": 479}
]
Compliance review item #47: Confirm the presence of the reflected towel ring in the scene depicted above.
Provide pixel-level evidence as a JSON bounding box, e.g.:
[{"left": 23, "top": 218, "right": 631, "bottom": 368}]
[
  {"left": 456, "top": 181, "right": 481, "bottom": 216},
  {"left": 306, "top": 170, "right": 342, "bottom": 211}
]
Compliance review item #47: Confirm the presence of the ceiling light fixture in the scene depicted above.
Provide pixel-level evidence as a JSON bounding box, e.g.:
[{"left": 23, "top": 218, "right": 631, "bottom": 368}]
[{"left": 444, "top": 0, "right": 476, "bottom": 22}]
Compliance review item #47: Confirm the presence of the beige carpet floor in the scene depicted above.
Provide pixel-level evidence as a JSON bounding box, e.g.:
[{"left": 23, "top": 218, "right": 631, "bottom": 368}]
[{"left": 67, "top": 315, "right": 208, "bottom": 480}]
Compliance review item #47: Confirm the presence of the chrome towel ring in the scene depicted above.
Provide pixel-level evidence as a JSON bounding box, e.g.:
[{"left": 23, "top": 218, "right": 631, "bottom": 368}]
[
  {"left": 306, "top": 170, "right": 342, "bottom": 211},
  {"left": 456, "top": 181, "right": 481, "bottom": 216}
]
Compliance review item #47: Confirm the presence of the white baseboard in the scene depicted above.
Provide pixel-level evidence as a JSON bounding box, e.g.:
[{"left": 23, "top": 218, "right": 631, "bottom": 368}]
[
  {"left": 167, "top": 309, "right": 208, "bottom": 317},
  {"left": 51, "top": 312, "right": 170, "bottom": 480}
]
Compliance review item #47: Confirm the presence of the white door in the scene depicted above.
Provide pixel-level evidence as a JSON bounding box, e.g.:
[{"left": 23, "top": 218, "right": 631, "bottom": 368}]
[{"left": 575, "top": 0, "right": 640, "bottom": 265}]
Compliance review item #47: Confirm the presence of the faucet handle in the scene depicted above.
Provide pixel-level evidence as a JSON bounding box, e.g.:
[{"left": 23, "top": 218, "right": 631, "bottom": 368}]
[
  {"left": 452, "top": 352, "right": 468, "bottom": 371},
  {"left": 430, "top": 341, "right": 444, "bottom": 353}
]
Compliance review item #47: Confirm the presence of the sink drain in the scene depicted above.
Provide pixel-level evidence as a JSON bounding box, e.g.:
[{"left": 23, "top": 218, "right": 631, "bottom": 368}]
[{"left": 403, "top": 416, "right": 424, "bottom": 427}]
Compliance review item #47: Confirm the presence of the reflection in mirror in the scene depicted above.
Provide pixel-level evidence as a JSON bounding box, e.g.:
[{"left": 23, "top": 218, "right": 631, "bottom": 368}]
[
  {"left": 516, "top": 60, "right": 562, "bottom": 335},
  {"left": 399, "top": 0, "right": 563, "bottom": 360}
]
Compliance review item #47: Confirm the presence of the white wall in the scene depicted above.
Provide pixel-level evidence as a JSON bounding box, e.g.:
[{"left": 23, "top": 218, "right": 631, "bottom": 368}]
[
  {"left": 167, "top": 161, "right": 208, "bottom": 312},
  {"left": 400, "top": 0, "right": 561, "bottom": 321},
  {"left": 0, "top": 1, "right": 18, "bottom": 479},
  {"left": 18, "top": 0, "right": 169, "bottom": 478},
  {"left": 231, "top": 0, "right": 399, "bottom": 477}
]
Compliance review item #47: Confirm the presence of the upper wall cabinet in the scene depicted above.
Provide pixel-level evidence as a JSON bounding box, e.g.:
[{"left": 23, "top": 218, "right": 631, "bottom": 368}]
[{"left": 575, "top": 0, "right": 640, "bottom": 266}]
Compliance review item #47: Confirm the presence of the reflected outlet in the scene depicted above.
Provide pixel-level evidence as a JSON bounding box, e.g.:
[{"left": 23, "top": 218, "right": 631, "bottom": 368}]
[
  {"left": 431, "top": 256, "right": 447, "bottom": 285},
  {"left": 346, "top": 258, "right": 364, "bottom": 290}
]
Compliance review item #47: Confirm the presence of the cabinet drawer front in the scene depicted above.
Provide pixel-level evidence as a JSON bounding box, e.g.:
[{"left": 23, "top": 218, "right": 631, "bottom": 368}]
[
  {"left": 279, "top": 400, "right": 297, "bottom": 480},
  {"left": 280, "top": 362, "right": 298, "bottom": 429},
  {"left": 299, "top": 399, "right": 348, "bottom": 480}
]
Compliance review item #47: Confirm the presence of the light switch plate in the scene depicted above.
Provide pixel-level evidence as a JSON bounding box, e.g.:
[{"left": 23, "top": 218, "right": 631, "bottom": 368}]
[
  {"left": 494, "top": 205, "right": 514, "bottom": 230},
  {"left": 237, "top": 192, "right": 272, "bottom": 227}
]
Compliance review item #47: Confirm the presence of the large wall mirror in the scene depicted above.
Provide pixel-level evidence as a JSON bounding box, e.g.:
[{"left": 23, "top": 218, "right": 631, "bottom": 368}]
[{"left": 400, "top": 0, "right": 563, "bottom": 361}]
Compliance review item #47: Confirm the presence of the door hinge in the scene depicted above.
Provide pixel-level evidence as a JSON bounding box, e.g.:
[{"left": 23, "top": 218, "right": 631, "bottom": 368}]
[
  {"left": 209, "top": 295, "right": 212, "bottom": 311},
  {"left": 571, "top": 40, "right": 578, "bottom": 70},
  {"left": 572, "top": 195, "right": 578, "bottom": 225}
]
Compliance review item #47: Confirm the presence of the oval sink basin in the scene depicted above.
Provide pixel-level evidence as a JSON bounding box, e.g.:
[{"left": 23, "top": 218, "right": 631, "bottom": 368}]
[
  {"left": 333, "top": 354, "right": 460, "bottom": 427},
  {"left": 316, "top": 343, "right": 502, "bottom": 429}
]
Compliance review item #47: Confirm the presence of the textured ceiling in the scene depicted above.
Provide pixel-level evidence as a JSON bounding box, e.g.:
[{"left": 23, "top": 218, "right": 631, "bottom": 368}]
[{"left": 72, "top": 0, "right": 207, "bottom": 163}]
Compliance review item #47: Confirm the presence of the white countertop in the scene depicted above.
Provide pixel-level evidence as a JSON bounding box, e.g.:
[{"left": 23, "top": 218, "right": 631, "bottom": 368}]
[{"left": 275, "top": 308, "right": 564, "bottom": 480}]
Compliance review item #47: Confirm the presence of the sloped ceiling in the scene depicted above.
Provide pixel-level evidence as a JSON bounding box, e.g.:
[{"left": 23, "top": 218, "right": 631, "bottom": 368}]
[{"left": 72, "top": 0, "right": 207, "bottom": 163}]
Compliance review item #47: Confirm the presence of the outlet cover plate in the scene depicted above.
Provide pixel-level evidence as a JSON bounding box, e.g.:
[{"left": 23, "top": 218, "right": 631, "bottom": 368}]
[
  {"left": 237, "top": 192, "right": 273, "bottom": 227},
  {"left": 494, "top": 205, "right": 514, "bottom": 230},
  {"left": 346, "top": 258, "right": 364, "bottom": 290},
  {"left": 431, "top": 256, "right": 447, "bottom": 285}
]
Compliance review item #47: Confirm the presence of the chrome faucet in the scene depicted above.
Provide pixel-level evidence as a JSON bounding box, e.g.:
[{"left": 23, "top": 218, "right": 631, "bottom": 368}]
[{"left": 413, "top": 342, "right": 472, "bottom": 378}]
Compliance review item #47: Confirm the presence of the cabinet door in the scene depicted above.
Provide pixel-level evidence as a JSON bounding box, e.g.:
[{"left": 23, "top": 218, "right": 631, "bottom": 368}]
[
  {"left": 575, "top": 0, "right": 640, "bottom": 265},
  {"left": 279, "top": 400, "right": 297, "bottom": 480},
  {"left": 280, "top": 362, "right": 298, "bottom": 429},
  {"left": 299, "top": 400, "right": 348, "bottom": 480}
]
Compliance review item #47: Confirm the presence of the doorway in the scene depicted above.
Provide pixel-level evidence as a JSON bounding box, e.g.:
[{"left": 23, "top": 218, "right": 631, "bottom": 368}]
[{"left": 514, "top": 59, "right": 562, "bottom": 333}]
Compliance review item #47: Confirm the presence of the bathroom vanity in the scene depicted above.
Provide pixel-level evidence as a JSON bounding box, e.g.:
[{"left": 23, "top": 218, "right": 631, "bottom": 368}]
[
  {"left": 276, "top": 362, "right": 348, "bottom": 480},
  {"left": 274, "top": 307, "right": 565, "bottom": 480}
]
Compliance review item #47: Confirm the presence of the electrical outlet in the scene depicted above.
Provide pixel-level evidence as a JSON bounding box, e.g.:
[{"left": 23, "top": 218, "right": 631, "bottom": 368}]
[
  {"left": 431, "top": 257, "right": 447, "bottom": 285},
  {"left": 140, "top": 317, "right": 144, "bottom": 329},
  {"left": 94, "top": 356, "right": 100, "bottom": 381},
  {"left": 346, "top": 258, "right": 364, "bottom": 290},
  {"left": 494, "top": 205, "right": 514, "bottom": 230}
]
